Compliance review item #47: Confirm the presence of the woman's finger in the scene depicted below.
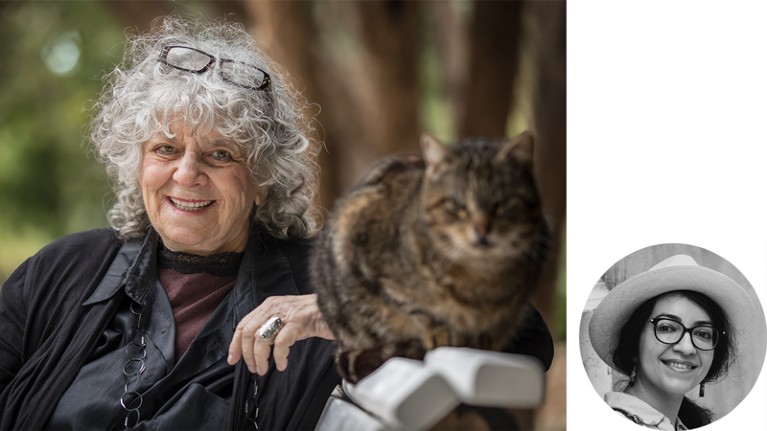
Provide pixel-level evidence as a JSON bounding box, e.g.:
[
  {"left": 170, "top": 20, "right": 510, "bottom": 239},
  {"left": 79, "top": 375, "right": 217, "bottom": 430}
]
[
  {"left": 252, "top": 336, "right": 273, "bottom": 376},
  {"left": 232, "top": 308, "right": 268, "bottom": 373},
  {"left": 272, "top": 324, "right": 299, "bottom": 372},
  {"left": 227, "top": 326, "right": 244, "bottom": 365}
]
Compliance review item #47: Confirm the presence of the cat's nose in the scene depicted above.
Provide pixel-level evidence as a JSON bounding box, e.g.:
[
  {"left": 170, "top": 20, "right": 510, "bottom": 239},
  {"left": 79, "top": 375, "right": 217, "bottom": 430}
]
[
  {"left": 472, "top": 235, "right": 491, "bottom": 248},
  {"left": 469, "top": 226, "right": 492, "bottom": 248}
]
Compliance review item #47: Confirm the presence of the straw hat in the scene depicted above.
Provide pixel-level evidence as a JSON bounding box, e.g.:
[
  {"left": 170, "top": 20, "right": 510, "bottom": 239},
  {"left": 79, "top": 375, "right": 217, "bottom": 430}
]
[{"left": 589, "top": 254, "right": 755, "bottom": 371}]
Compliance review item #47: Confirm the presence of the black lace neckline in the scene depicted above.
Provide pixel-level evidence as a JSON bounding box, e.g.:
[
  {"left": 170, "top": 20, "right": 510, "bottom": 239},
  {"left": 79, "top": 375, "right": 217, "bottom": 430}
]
[{"left": 158, "top": 246, "right": 242, "bottom": 276}]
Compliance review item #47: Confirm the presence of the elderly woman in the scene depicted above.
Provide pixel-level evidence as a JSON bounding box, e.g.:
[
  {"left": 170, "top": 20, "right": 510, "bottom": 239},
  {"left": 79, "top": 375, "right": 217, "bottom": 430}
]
[
  {"left": 588, "top": 253, "right": 760, "bottom": 430},
  {"left": 0, "top": 17, "right": 336, "bottom": 430},
  {"left": 0, "top": 16, "right": 554, "bottom": 431}
]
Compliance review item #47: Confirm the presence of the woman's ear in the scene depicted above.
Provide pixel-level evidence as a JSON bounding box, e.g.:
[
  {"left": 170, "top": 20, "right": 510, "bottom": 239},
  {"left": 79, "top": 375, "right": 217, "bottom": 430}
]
[{"left": 254, "top": 187, "right": 267, "bottom": 205}]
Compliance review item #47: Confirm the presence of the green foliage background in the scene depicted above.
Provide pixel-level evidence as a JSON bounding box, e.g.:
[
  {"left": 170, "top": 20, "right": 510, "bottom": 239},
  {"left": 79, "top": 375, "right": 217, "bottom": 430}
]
[{"left": 0, "top": 2, "right": 124, "bottom": 278}]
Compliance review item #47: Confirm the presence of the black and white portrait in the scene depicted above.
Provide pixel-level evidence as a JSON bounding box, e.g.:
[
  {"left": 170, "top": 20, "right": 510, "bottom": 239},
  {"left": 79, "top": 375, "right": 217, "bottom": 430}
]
[{"left": 579, "top": 243, "right": 767, "bottom": 430}]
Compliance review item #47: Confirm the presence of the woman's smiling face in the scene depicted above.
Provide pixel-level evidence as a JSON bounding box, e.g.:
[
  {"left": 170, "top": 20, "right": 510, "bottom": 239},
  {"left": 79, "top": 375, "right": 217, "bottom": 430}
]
[
  {"left": 635, "top": 293, "right": 715, "bottom": 397},
  {"left": 140, "top": 120, "right": 260, "bottom": 255}
]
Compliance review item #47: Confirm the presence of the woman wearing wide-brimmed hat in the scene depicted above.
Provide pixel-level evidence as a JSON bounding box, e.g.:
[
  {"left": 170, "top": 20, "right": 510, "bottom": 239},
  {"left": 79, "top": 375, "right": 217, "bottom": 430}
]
[{"left": 588, "top": 252, "right": 761, "bottom": 430}]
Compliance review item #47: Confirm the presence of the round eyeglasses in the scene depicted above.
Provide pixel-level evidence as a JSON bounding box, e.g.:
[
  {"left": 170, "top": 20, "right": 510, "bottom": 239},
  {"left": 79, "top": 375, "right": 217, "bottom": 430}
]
[
  {"left": 649, "top": 317, "right": 722, "bottom": 351},
  {"left": 159, "top": 45, "right": 271, "bottom": 91}
]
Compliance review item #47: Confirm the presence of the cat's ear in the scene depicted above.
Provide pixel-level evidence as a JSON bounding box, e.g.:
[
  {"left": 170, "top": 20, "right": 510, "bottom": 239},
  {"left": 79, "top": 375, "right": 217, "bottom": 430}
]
[
  {"left": 421, "top": 133, "right": 451, "bottom": 170},
  {"left": 496, "top": 130, "right": 534, "bottom": 165}
]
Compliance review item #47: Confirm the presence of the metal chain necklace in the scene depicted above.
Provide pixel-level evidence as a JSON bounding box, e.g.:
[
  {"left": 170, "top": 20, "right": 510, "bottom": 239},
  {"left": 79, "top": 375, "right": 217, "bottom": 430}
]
[
  {"left": 121, "top": 302, "right": 148, "bottom": 429},
  {"left": 244, "top": 375, "right": 261, "bottom": 429},
  {"left": 118, "top": 294, "right": 260, "bottom": 429}
]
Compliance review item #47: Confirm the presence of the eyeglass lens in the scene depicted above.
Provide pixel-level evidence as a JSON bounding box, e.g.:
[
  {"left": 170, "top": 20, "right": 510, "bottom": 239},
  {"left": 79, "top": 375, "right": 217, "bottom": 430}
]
[
  {"left": 161, "top": 46, "right": 269, "bottom": 90},
  {"left": 219, "top": 59, "right": 268, "bottom": 90},
  {"left": 164, "top": 46, "right": 214, "bottom": 73},
  {"left": 652, "top": 318, "right": 718, "bottom": 350}
]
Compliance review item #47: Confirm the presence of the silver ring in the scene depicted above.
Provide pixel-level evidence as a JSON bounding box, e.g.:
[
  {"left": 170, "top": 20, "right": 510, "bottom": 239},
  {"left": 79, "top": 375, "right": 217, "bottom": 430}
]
[{"left": 257, "top": 316, "right": 283, "bottom": 340}]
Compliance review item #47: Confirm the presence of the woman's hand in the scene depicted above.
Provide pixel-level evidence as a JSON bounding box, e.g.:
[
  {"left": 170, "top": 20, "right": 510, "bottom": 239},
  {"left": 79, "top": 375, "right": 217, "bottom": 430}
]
[{"left": 227, "top": 293, "right": 334, "bottom": 375}]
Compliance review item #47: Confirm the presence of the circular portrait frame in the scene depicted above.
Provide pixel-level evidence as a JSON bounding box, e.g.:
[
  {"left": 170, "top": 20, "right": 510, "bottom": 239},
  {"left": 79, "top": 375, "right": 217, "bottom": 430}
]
[{"left": 579, "top": 243, "right": 767, "bottom": 429}]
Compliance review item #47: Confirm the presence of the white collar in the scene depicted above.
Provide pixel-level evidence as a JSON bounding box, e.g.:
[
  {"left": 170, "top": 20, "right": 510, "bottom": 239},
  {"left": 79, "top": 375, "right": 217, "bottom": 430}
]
[{"left": 605, "top": 392, "right": 687, "bottom": 430}]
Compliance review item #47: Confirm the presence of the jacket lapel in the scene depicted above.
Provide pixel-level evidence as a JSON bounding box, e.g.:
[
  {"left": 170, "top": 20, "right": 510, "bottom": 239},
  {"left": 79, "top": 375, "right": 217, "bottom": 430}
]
[{"left": 82, "top": 229, "right": 158, "bottom": 306}]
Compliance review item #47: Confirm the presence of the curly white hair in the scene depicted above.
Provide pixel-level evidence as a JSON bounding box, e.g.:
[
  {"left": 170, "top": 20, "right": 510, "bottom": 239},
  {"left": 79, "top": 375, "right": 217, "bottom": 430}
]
[{"left": 90, "top": 16, "right": 319, "bottom": 239}]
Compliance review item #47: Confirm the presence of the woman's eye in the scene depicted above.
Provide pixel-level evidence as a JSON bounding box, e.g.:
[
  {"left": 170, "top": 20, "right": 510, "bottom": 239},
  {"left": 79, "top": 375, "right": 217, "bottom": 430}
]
[
  {"left": 694, "top": 328, "right": 713, "bottom": 340},
  {"left": 210, "top": 150, "right": 233, "bottom": 162},
  {"left": 657, "top": 323, "right": 677, "bottom": 333},
  {"left": 155, "top": 145, "right": 176, "bottom": 155}
]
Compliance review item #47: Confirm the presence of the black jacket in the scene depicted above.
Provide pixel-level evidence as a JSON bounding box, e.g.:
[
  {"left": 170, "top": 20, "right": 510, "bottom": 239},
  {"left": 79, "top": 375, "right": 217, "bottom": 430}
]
[
  {"left": 0, "top": 226, "right": 554, "bottom": 430},
  {"left": 0, "top": 227, "right": 339, "bottom": 430}
]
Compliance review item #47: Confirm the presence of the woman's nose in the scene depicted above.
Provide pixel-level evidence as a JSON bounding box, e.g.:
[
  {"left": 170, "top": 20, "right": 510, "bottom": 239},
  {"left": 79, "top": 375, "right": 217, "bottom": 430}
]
[
  {"left": 672, "top": 331, "right": 697, "bottom": 355},
  {"left": 173, "top": 152, "right": 207, "bottom": 187}
]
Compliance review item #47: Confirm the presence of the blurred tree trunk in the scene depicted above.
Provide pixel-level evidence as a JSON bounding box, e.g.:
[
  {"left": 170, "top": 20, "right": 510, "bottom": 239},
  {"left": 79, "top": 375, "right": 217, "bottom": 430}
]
[
  {"left": 243, "top": 1, "right": 345, "bottom": 210},
  {"left": 458, "top": 0, "right": 522, "bottom": 138},
  {"left": 348, "top": 1, "right": 421, "bottom": 156},
  {"left": 527, "top": 1, "right": 566, "bottom": 333},
  {"left": 428, "top": 1, "right": 468, "bottom": 133},
  {"left": 245, "top": 1, "right": 420, "bottom": 212}
]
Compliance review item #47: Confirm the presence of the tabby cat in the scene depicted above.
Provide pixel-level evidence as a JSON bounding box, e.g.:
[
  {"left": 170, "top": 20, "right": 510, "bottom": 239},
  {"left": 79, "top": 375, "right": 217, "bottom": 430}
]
[{"left": 312, "top": 131, "right": 549, "bottom": 384}]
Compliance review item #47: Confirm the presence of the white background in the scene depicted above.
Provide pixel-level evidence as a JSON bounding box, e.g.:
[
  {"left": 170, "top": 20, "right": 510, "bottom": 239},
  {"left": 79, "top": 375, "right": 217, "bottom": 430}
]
[{"left": 567, "top": 1, "right": 767, "bottom": 429}]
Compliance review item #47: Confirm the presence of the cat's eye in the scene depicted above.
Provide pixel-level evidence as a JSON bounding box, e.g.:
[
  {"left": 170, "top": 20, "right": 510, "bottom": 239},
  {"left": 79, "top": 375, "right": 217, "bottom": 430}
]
[
  {"left": 494, "top": 201, "right": 521, "bottom": 218},
  {"left": 446, "top": 199, "right": 468, "bottom": 219}
]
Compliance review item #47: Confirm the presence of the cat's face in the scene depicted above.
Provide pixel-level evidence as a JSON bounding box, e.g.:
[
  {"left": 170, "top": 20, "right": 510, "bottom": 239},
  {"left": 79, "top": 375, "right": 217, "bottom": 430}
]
[{"left": 420, "top": 134, "right": 546, "bottom": 263}]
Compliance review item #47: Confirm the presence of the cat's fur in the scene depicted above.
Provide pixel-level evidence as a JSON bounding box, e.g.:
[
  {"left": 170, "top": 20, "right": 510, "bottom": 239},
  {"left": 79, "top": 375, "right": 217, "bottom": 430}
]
[{"left": 312, "top": 131, "right": 549, "bottom": 383}]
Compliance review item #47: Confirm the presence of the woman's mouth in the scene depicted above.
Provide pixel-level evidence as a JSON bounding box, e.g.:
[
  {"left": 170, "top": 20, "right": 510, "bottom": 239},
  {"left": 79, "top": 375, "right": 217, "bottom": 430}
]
[
  {"left": 662, "top": 359, "right": 698, "bottom": 372},
  {"left": 168, "top": 197, "right": 214, "bottom": 211}
]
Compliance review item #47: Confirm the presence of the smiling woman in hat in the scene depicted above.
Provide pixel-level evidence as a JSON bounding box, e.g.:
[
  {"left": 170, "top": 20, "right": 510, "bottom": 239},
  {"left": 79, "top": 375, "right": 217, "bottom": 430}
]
[{"left": 585, "top": 245, "right": 766, "bottom": 430}]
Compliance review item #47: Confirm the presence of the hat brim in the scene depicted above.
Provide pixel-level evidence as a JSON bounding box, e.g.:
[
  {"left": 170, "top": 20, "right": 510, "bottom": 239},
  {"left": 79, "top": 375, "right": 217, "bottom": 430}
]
[{"left": 589, "top": 264, "right": 755, "bottom": 371}]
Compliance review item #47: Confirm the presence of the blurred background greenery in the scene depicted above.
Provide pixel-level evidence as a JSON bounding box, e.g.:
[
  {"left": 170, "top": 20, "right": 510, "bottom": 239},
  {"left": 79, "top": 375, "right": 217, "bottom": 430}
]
[{"left": 0, "top": 2, "right": 119, "bottom": 275}]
